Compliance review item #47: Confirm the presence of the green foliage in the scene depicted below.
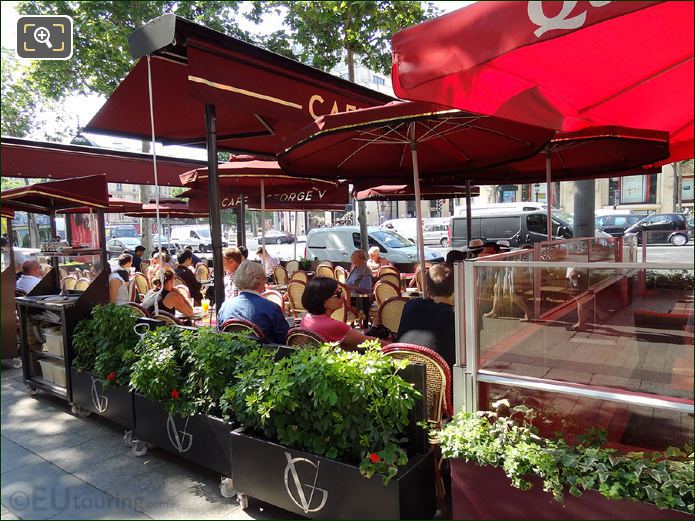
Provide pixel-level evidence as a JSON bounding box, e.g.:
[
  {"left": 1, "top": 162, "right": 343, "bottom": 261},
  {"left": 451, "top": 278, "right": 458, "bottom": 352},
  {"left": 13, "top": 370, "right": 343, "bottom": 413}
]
[
  {"left": 129, "top": 326, "right": 260, "bottom": 417},
  {"left": 72, "top": 304, "right": 140, "bottom": 388},
  {"left": 224, "top": 340, "right": 420, "bottom": 483},
  {"left": 437, "top": 404, "right": 694, "bottom": 513},
  {"left": 248, "top": 1, "right": 438, "bottom": 77},
  {"left": 645, "top": 270, "right": 693, "bottom": 290},
  {"left": 298, "top": 257, "right": 312, "bottom": 270}
]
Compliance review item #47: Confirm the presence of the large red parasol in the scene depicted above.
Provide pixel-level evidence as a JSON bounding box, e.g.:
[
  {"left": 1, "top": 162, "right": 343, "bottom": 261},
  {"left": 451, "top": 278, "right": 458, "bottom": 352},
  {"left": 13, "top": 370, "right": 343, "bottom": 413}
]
[
  {"left": 353, "top": 183, "right": 479, "bottom": 201},
  {"left": 56, "top": 197, "right": 143, "bottom": 215},
  {"left": 392, "top": 1, "right": 694, "bottom": 164},
  {"left": 0, "top": 175, "right": 109, "bottom": 214}
]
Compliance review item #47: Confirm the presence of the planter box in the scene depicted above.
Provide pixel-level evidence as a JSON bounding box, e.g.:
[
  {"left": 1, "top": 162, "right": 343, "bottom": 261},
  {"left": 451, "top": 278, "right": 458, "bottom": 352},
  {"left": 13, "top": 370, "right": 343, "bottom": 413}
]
[
  {"left": 70, "top": 368, "right": 135, "bottom": 430},
  {"left": 231, "top": 429, "right": 436, "bottom": 519},
  {"left": 132, "top": 393, "right": 234, "bottom": 476},
  {"left": 451, "top": 459, "right": 691, "bottom": 520}
]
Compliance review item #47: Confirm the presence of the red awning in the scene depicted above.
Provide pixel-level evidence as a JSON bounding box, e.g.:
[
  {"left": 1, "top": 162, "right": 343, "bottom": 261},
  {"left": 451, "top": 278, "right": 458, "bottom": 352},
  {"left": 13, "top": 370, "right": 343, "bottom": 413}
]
[
  {"left": 85, "top": 15, "right": 393, "bottom": 156},
  {"left": 124, "top": 201, "right": 207, "bottom": 219},
  {"left": 354, "top": 183, "right": 479, "bottom": 201},
  {"left": 392, "top": 1, "right": 694, "bottom": 164},
  {"left": 278, "top": 101, "right": 556, "bottom": 180},
  {"left": 1, "top": 175, "right": 109, "bottom": 214},
  {"left": 1, "top": 137, "right": 206, "bottom": 186},
  {"left": 56, "top": 197, "right": 143, "bottom": 214},
  {"left": 1, "top": 204, "right": 16, "bottom": 220}
]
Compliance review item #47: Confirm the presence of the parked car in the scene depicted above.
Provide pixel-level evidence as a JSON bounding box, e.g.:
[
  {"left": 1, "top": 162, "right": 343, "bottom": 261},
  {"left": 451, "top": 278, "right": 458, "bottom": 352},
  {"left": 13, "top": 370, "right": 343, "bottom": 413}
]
[
  {"left": 105, "top": 224, "right": 139, "bottom": 240},
  {"left": 306, "top": 226, "right": 443, "bottom": 264},
  {"left": 250, "top": 230, "right": 295, "bottom": 247},
  {"left": 150, "top": 234, "right": 177, "bottom": 253},
  {"left": 381, "top": 218, "right": 450, "bottom": 247},
  {"left": 106, "top": 237, "right": 142, "bottom": 256},
  {"left": 595, "top": 213, "right": 647, "bottom": 237},
  {"left": 623, "top": 213, "right": 690, "bottom": 245}
]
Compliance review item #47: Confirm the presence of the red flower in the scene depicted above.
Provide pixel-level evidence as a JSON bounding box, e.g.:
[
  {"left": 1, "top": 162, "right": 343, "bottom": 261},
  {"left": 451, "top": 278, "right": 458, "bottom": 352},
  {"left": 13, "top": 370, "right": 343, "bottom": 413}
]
[
  {"left": 369, "top": 453, "right": 380, "bottom": 463},
  {"left": 106, "top": 371, "right": 117, "bottom": 382},
  {"left": 170, "top": 388, "right": 180, "bottom": 400}
]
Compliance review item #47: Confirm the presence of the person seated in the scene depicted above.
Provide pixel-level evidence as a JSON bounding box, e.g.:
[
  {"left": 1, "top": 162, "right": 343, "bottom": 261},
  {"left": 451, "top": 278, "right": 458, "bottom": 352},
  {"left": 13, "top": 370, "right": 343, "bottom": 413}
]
[
  {"left": 131, "top": 246, "right": 146, "bottom": 273},
  {"left": 445, "top": 249, "right": 466, "bottom": 264},
  {"left": 256, "top": 247, "right": 280, "bottom": 280},
  {"left": 480, "top": 241, "right": 501, "bottom": 257},
  {"left": 222, "top": 247, "right": 243, "bottom": 300},
  {"left": 217, "top": 260, "right": 289, "bottom": 343},
  {"left": 300, "top": 276, "right": 375, "bottom": 349},
  {"left": 345, "top": 250, "right": 372, "bottom": 294},
  {"left": 142, "top": 269, "right": 194, "bottom": 317},
  {"left": 463, "top": 238, "right": 485, "bottom": 259},
  {"left": 367, "top": 246, "right": 393, "bottom": 273},
  {"left": 175, "top": 249, "right": 203, "bottom": 305},
  {"left": 396, "top": 263, "right": 456, "bottom": 368},
  {"left": 238, "top": 245, "right": 249, "bottom": 261},
  {"left": 109, "top": 253, "right": 132, "bottom": 304},
  {"left": 16, "top": 260, "right": 42, "bottom": 294},
  {"left": 184, "top": 245, "right": 202, "bottom": 266}
]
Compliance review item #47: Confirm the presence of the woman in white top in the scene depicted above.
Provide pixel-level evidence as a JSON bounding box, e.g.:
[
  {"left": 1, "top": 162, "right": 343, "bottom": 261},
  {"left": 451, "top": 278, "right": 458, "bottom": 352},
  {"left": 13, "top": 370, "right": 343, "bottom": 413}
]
[
  {"left": 256, "top": 247, "right": 280, "bottom": 279},
  {"left": 109, "top": 253, "right": 132, "bottom": 305}
]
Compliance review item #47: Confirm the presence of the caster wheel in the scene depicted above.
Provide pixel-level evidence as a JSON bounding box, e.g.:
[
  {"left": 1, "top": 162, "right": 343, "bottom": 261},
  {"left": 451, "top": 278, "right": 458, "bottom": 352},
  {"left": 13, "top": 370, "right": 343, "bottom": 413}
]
[
  {"left": 123, "top": 431, "right": 134, "bottom": 448},
  {"left": 220, "top": 477, "right": 236, "bottom": 499},
  {"left": 238, "top": 493, "right": 249, "bottom": 510},
  {"left": 12, "top": 358, "right": 22, "bottom": 369},
  {"left": 26, "top": 385, "right": 39, "bottom": 396},
  {"left": 77, "top": 406, "right": 91, "bottom": 418},
  {"left": 132, "top": 440, "right": 149, "bottom": 457}
]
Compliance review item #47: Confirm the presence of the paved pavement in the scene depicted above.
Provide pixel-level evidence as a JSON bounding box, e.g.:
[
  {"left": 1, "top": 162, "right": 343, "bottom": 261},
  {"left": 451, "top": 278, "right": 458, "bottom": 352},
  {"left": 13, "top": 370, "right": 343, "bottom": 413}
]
[{"left": 1, "top": 366, "right": 297, "bottom": 520}]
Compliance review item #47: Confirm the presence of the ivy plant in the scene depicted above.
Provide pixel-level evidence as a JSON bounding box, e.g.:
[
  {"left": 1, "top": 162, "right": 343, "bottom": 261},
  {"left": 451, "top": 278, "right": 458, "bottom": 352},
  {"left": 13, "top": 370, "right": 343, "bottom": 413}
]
[
  {"left": 437, "top": 403, "right": 693, "bottom": 513},
  {"left": 72, "top": 304, "right": 140, "bottom": 388},
  {"left": 223, "top": 341, "right": 420, "bottom": 484}
]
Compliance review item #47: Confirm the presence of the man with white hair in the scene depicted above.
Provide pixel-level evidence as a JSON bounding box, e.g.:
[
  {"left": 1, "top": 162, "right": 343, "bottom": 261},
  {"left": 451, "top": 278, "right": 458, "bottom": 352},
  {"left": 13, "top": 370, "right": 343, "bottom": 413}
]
[
  {"left": 367, "top": 246, "right": 393, "bottom": 273},
  {"left": 16, "top": 260, "right": 42, "bottom": 294},
  {"left": 217, "top": 260, "right": 289, "bottom": 343}
]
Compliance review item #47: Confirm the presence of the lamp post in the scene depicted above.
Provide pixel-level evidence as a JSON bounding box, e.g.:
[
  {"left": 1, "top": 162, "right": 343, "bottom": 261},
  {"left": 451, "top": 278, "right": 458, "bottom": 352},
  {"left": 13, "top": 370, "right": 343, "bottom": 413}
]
[{"left": 534, "top": 183, "right": 540, "bottom": 202}]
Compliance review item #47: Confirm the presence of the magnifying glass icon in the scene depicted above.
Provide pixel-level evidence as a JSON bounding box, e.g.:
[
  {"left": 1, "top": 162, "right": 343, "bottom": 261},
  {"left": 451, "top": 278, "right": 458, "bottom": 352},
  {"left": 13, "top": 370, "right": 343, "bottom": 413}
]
[{"left": 33, "top": 26, "right": 53, "bottom": 49}]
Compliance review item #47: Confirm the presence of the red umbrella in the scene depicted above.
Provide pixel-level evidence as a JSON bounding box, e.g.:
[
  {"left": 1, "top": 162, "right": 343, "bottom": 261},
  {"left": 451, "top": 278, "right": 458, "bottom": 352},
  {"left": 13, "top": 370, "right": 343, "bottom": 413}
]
[
  {"left": 0, "top": 175, "right": 109, "bottom": 214},
  {"left": 1, "top": 204, "right": 16, "bottom": 220},
  {"left": 279, "top": 101, "right": 555, "bottom": 290},
  {"left": 124, "top": 202, "right": 208, "bottom": 220},
  {"left": 392, "top": 1, "right": 694, "bottom": 164},
  {"left": 353, "top": 183, "right": 479, "bottom": 201},
  {"left": 56, "top": 197, "right": 143, "bottom": 214}
]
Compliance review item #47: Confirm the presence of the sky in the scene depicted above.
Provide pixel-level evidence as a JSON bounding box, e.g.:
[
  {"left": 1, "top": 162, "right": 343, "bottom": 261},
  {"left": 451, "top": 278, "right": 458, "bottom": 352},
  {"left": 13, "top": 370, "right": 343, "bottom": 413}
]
[{"left": 1, "top": 1, "right": 472, "bottom": 156}]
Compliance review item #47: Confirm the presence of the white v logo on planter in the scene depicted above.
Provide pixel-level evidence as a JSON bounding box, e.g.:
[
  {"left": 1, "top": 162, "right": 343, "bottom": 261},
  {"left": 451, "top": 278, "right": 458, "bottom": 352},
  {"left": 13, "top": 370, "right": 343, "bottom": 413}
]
[{"left": 283, "top": 452, "right": 328, "bottom": 513}]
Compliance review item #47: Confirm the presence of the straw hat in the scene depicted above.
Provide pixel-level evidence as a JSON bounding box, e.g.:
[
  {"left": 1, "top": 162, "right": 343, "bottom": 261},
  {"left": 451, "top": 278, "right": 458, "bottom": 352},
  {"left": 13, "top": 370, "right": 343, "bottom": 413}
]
[{"left": 463, "top": 238, "right": 484, "bottom": 252}]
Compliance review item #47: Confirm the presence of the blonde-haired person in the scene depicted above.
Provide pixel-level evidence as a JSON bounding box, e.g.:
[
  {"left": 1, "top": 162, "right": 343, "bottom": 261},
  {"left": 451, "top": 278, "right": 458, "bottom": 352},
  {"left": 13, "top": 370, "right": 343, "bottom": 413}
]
[
  {"left": 367, "top": 246, "right": 393, "bottom": 273},
  {"left": 217, "top": 260, "right": 289, "bottom": 343}
]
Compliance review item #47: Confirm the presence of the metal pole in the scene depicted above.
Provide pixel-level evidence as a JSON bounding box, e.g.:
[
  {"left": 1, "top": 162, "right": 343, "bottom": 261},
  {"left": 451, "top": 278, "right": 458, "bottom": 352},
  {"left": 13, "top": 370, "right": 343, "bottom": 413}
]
[
  {"left": 238, "top": 199, "right": 246, "bottom": 248},
  {"left": 293, "top": 211, "right": 298, "bottom": 260},
  {"left": 546, "top": 150, "right": 553, "bottom": 239},
  {"left": 260, "top": 179, "right": 266, "bottom": 248},
  {"left": 204, "top": 104, "right": 225, "bottom": 314},
  {"left": 465, "top": 180, "right": 473, "bottom": 243},
  {"left": 409, "top": 123, "right": 428, "bottom": 297}
]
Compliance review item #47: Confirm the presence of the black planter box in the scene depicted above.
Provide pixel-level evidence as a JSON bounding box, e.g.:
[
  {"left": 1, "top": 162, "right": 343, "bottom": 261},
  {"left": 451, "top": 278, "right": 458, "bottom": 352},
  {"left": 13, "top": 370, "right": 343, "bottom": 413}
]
[
  {"left": 133, "top": 393, "right": 234, "bottom": 476},
  {"left": 231, "top": 429, "right": 436, "bottom": 519},
  {"left": 70, "top": 368, "right": 135, "bottom": 430}
]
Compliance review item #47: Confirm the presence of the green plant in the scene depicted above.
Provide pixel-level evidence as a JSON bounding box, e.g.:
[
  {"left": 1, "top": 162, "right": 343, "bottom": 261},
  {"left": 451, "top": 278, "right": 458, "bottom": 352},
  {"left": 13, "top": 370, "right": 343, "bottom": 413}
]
[
  {"left": 299, "top": 257, "right": 312, "bottom": 270},
  {"left": 72, "top": 304, "right": 140, "bottom": 388},
  {"left": 645, "top": 270, "right": 694, "bottom": 290},
  {"left": 223, "top": 341, "right": 420, "bottom": 484},
  {"left": 437, "top": 403, "right": 694, "bottom": 513}
]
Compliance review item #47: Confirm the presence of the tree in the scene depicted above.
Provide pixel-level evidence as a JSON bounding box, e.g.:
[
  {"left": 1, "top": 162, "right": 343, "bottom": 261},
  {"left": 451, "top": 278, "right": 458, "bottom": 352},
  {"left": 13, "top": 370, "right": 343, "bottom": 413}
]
[{"left": 248, "top": 1, "right": 439, "bottom": 81}]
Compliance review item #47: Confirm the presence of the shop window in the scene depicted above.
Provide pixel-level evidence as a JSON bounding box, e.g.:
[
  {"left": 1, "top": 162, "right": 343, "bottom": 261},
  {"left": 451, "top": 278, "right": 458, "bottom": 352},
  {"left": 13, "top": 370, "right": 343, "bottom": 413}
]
[{"left": 620, "top": 174, "right": 658, "bottom": 204}]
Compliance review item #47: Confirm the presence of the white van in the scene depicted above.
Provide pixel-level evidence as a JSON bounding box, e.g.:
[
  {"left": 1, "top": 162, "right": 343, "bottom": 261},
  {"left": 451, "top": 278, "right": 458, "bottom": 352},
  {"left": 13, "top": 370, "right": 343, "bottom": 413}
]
[
  {"left": 454, "top": 202, "right": 546, "bottom": 216},
  {"left": 170, "top": 225, "right": 214, "bottom": 253},
  {"left": 306, "top": 226, "right": 443, "bottom": 264}
]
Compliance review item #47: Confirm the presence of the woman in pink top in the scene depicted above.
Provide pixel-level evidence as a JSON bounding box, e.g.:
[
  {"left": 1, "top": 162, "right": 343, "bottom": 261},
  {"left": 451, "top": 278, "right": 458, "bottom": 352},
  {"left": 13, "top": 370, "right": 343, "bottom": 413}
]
[{"left": 300, "top": 277, "right": 374, "bottom": 349}]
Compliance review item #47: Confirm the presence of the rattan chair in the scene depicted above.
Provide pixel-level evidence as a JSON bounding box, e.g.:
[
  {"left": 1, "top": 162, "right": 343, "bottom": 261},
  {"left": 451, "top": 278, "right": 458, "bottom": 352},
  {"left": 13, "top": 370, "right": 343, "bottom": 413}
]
[
  {"left": 220, "top": 319, "right": 266, "bottom": 340},
  {"left": 382, "top": 342, "right": 453, "bottom": 518},
  {"left": 74, "top": 278, "right": 90, "bottom": 291},
  {"left": 286, "top": 327, "right": 327, "bottom": 348},
  {"left": 317, "top": 261, "right": 333, "bottom": 269},
  {"left": 377, "top": 265, "right": 400, "bottom": 277},
  {"left": 378, "top": 272, "right": 401, "bottom": 288},
  {"left": 285, "top": 260, "right": 299, "bottom": 275},
  {"left": 132, "top": 273, "right": 149, "bottom": 295},
  {"left": 316, "top": 265, "right": 335, "bottom": 279},
  {"left": 175, "top": 284, "right": 191, "bottom": 301},
  {"left": 335, "top": 281, "right": 364, "bottom": 326},
  {"left": 334, "top": 266, "right": 348, "bottom": 284},
  {"left": 286, "top": 280, "right": 307, "bottom": 317},
  {"left": 374, "top": 280, "right": 401, "bottom": 307},
  {"left": 290, "top": 270, "right": 308, "bottom": 283},
  {"left": 195, "top": 262, "right": 210, "bottom": 282},
  {"left": 58, "top": 267, "right": 69, "bottom": 280},
  {"left": 152, "top": 311, "right": 185, "bottom": 325},
  {"left": 126, "top": 302, "right": 151, "bottom": 318},
  {"left": 376, "top": 296, "right": 408, "bottom": 332},
  {"left": 273, "top": 265, "right": 288, "bottom": 285},
  {"left": 262, "top": 289, "right": 285, "bottom": 310},
  {"left": 139, "top": 260, "right": 150, "bottom": 274},
  {"left": 61, "top": 275, "right": 78, "bottom": 291}
]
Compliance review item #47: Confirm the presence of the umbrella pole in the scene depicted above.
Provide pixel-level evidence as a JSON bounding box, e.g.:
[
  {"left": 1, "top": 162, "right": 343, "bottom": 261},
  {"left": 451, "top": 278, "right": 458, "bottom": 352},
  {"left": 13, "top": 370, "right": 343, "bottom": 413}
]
[
  {"left": 409, "top": 124, "right": 428, "bottom": 297},
  {"left": 465, "top": 180, "right": 473, "bottom": 243},
  {"left": 260, "top": 179, "right": 266, "bottom": 249},
  {"left": 545, "top": 151, "right": 553, "bottom": 240},
  {"left": 293, "top": 211, "right": 298, "bottom": 261}
]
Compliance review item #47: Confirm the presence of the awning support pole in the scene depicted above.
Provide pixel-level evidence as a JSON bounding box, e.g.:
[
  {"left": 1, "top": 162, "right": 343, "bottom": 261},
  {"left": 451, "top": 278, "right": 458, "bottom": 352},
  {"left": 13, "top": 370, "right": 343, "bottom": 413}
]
[
  {"left": 204, "top": 103, "right": 225, "bottom": 315},
  {"left": 293, "top": 211, "right": 298, "bottom": 261},
  {"left": 409, "top": 122, "right": 428, "bottom": 297},
  {"left": 465, "top": 180, "right": 473, "bottom": 242},
  {"left": 260, "top": 179, "right": 266, "bottom": 248},
  {"left": 546, "top": 150, "right": 553, "bottom": 240}
]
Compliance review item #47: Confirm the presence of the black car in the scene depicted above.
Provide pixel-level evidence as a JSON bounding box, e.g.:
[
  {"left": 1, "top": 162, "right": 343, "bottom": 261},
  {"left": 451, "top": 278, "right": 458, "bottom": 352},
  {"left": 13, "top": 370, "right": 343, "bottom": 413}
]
[
  {"left": 595, "top": 213, "right": 646, "bottom": 237},
  {"left": 624, "top": 213, "right": 690, "bottom": 246}
]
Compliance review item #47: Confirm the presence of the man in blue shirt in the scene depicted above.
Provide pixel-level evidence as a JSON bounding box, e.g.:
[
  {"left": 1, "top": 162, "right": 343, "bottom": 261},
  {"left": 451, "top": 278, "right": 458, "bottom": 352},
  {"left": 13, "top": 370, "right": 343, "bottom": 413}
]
[{"left": 217, "top": 260, "right": 289, "bottom": 344}]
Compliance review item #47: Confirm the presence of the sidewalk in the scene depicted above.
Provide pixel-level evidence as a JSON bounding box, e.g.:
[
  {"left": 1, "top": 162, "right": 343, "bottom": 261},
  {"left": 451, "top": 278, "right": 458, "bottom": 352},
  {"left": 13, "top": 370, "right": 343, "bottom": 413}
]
[{"left": 1, "top": 366, "right": 296, "bottom": 520}]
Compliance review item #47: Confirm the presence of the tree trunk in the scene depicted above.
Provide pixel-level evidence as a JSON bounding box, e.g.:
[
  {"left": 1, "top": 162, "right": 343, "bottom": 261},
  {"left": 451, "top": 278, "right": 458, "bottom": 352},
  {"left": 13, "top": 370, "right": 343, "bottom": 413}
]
[
  {"left": 673, "top": 161, "right": 682, "bottom": 213},
  {"left": 24, "top": 179, "right": 40, "bottom": 248},
  {"left": 140, "top": 140, "right": 153, "bottom": 254}
]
